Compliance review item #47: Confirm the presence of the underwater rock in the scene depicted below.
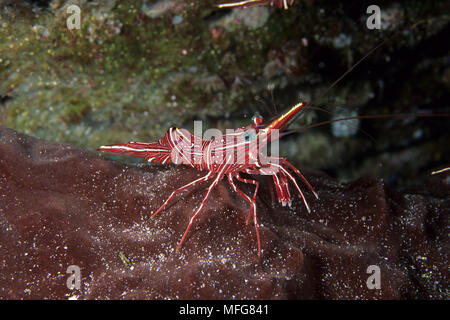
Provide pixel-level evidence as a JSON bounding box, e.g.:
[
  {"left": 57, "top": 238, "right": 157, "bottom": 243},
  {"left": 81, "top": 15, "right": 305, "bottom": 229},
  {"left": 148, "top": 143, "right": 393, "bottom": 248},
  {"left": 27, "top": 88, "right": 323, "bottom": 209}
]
[
  {"left": 141, "top": 0, "right": 183, "bottom": 19},
  {"left": 0, "top": 126, "right": 448, "bottom": 299},
  {"left": 331, "top": 108, "right": 359, "bottom": 138},
  {"left": 380, "top": 3, "right": 404, "bottom": 31},
  {"left": 213, "top": 6, "right": 270, "bottom": 30}
]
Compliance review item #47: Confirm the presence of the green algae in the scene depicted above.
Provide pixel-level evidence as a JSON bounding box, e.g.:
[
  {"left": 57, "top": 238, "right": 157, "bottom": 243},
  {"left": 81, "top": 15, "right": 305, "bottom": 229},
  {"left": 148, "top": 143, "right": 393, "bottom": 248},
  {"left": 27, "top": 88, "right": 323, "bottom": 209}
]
[{"left": 1, "top": 0, "right": 305, "bottom": 146}]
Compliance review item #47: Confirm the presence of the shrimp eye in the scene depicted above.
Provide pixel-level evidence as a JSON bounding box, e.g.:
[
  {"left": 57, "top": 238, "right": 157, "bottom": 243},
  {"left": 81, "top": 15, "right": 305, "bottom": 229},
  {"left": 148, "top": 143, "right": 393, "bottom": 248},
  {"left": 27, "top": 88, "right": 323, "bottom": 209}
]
[
  {"left": 243, "top": 130, "right": 256, "bottom": 142},
  {"left": 252, "top": 114, "right": 263, "bottom": 125}
]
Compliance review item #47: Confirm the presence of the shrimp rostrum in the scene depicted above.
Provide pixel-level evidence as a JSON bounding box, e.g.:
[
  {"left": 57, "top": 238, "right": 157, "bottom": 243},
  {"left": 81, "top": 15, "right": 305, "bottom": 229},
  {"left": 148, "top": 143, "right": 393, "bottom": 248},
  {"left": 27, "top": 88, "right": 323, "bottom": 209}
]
[{"left": 98, "top": 102, "right": 317, "bottom": 256}]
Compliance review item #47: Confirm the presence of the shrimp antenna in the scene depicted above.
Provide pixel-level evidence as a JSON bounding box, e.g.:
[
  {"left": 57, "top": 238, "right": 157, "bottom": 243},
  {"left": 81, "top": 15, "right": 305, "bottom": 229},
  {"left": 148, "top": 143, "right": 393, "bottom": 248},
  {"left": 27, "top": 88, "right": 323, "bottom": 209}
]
[
  {"left": 281, "top": 112, "right": 450, "bottom": 138},
  {"left": 290, "top": 19, "right": 428, "bottom": 125}
]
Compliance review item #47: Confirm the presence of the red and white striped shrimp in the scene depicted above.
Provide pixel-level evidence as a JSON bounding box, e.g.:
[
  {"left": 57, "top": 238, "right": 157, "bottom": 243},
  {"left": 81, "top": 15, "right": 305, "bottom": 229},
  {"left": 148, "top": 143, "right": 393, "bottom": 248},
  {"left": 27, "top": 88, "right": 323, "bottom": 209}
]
[
  {"left": 215, "top": 0, "right": 295, "bottom": 10},
  {"left": 98, "top": 17, "right": 449, "bottom": 257},
  {"left": 98, "top": 102, "right": 317, "bottom": 256}
]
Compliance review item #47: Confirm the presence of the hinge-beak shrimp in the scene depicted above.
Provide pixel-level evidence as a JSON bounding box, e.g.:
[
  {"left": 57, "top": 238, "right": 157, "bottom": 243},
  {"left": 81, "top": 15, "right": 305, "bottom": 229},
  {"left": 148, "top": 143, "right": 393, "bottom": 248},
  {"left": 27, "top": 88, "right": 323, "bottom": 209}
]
[
  {"left": 214, "top": 0, "right": 295, "bottom": 10},
  {"left": 98, "top": 102, "right": 317, "bottom": 256},
  {"left": 97, "top": 19, "right": 448, "bottom": 257},
  {"left": 97, "top": 87, "right": 449, "bottom": 257}
]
